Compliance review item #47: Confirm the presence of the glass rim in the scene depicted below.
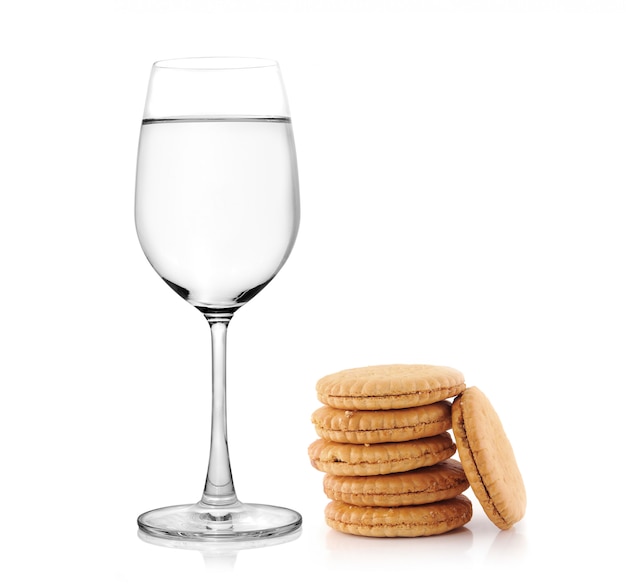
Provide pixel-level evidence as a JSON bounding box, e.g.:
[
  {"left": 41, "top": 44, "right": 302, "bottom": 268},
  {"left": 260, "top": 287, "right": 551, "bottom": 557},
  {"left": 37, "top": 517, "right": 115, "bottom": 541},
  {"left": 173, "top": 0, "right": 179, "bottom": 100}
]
[{"left": 152, "top": 57, "right": 279, "bottom": 71}]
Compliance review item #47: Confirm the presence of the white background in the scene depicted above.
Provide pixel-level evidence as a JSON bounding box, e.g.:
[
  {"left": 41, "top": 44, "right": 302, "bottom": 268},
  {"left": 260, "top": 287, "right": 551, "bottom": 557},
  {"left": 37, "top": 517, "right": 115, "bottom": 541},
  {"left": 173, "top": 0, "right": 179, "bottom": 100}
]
[{"left": 1, "top": 1, "right": 625, "bottom": 585}]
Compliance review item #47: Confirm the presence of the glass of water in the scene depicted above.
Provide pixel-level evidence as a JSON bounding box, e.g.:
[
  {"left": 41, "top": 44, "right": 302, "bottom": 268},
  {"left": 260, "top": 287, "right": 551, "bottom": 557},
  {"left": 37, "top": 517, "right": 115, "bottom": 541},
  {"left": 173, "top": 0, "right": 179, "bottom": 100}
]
[{"left": 134, "top": 57, "right": 301, "bottom": 541}]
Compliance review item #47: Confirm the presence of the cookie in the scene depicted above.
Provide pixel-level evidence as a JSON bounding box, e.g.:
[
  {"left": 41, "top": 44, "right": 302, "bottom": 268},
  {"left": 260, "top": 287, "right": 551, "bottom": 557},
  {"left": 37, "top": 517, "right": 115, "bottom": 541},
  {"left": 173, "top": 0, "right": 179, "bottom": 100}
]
[
  {"left": 316, "top": 364, "right": 465, "bottom": 410},
  {"left": 311, "top": 401, "right": 452, "bottom": 444},
  {"left": 324, "top": 495, "right": 473, "bottom": 537},
  {"left": 451, "top": 386, "right": 526, "bottom": 530},
  {"left": 323, "top": 459, "right": 469, "bottom": 507},
  {"left": 307, "top": 432, "right": 456, "bottom": 476}
]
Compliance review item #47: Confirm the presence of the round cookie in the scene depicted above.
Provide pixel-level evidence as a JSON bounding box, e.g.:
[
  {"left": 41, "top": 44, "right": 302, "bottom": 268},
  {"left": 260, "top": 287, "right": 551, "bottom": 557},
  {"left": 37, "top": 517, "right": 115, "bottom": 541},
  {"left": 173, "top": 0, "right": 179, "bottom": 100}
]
[
  {"left": 324, "top": 495, "right": 473, "bottom": 537},
  {"left": 451, "top": 386, "right": 526, "bottom": 530},
  {"left": 323, "top": 459, "right": 470, "bottom": 506},
  {"left": 316, "top": 364, "right": 465, "bottom": 410},
  {"left": 307, "top": 433, "right": 456, "bottom": 476},
  {"left": 311, "top": 401, "right": 452, "bottom": 444}
]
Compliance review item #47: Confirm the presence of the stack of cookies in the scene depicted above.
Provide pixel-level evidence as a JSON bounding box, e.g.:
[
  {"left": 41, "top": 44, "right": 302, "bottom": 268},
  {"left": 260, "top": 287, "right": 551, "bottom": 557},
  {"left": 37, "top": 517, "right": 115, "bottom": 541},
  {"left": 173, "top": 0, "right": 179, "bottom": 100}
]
[
  {"left": 308, "top": 364, "right": 527, "bottom": 537},
  {"left": 308, "top": 364, "right": 473, "bottom": 537}
]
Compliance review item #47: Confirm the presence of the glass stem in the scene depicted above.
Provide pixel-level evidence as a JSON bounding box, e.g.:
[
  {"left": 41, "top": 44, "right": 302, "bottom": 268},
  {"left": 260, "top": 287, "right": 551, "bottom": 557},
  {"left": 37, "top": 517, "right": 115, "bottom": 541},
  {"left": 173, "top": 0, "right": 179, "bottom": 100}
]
[{"left": 201, "top": 313, "right": 238, "bottom": 507}]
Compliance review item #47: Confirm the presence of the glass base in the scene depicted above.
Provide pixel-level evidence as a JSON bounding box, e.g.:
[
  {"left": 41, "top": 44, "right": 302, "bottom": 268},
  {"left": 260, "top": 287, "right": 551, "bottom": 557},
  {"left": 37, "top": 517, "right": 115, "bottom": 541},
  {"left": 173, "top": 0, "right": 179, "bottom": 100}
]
[{"left": 137, "top": 500, "right": 302, "bottom": 542}]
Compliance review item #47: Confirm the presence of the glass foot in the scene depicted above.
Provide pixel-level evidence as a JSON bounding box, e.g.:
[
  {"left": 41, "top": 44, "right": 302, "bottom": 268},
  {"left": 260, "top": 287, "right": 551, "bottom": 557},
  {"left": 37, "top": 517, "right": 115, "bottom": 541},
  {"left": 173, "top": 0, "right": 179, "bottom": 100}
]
[{"left": 137, "top": 500, "right": 302, "bottom": 541}]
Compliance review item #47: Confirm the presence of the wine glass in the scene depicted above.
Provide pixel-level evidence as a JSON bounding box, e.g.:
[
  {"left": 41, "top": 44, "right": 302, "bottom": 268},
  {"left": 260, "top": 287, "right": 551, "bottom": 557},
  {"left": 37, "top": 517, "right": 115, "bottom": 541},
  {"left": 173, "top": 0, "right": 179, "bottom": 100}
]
[{"left": 134, "top": 57, "right": 301, "bottom": 540}]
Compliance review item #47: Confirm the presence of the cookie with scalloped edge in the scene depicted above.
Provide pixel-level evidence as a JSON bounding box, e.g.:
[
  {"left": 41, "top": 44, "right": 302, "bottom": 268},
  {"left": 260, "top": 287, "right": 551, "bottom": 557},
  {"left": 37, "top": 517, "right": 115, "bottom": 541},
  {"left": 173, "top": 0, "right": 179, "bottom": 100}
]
[
  {"left": 308, "top": 432, "right": 456, "bottom": 476},
  {"left": 311, "top": 401, "right": 452, "bottom": 444},
  {"left": 452, "top": 386, "right": 526, "bottom": 530},
  {"left": 316, "top": 364, "right": 465, "bottom": 410},
  {"left": 324, "top": 495, "right": 473, "bottom": 537},
  {"left": 323, "top": 458, "right": 469, "bottom": 507}
]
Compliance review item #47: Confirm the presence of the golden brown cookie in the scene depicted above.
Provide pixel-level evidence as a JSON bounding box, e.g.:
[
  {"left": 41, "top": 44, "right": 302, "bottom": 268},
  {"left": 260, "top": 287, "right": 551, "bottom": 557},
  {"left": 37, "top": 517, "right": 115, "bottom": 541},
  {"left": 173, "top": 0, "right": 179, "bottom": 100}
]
[
  {"left": 311, "top": 401, "right": 452, "bottom": 444},
  {"left": 307, "top": 433, "right": 456, "bottom": 476},
  {"left": 452, "top": 386, "right": 526, "bottom": 530},
  {"left": 323, "top": 459, "right": 469, "bottom": 506},
  {"left": 316, "top": 364, "right": 465, "bottom": 410},
  {"left": 324, "top": 495, "right": 473, "bottom": 537}
]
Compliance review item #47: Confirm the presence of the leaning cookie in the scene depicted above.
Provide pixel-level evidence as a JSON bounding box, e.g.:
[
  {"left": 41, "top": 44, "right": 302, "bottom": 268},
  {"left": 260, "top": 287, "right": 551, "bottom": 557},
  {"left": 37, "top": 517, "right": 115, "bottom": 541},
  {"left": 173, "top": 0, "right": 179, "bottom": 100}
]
[
  {"left": 323, "top": 459, "right": 469, "bottom": 507},
  {"left": 311, "top": 401, "right": 452, "bottom": 444},
  {"left": 308, "top": 432, "right": 456, "bottom": 476},
  {"left": 324, "top": 495, "right": 473, "bottom": 537},
  {"left": 452, "top": 386, "right": 526, "bottom": 530},
  {"left": 316, "top": 364, "right": 465, "bottom": 410}
]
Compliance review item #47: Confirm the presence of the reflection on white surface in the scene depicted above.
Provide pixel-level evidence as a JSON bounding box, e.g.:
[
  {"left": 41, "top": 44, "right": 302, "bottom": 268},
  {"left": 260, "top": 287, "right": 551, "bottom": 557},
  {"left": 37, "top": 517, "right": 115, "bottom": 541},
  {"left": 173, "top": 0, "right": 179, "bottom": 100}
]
[
  {"left": 138, "top": 528, "right": 303, "bottom": 571},
  {"left": 314, "top": 511, "right": 532, "bottom": 578},
  {"left": 322, "top": 525, "right": 475, "bottom": 570},
  {"left": 324, "top": 525, "right": 473, "bottom": 553},
  {"left": 485, "top": 526, "right": 529, "bottom": 564}
]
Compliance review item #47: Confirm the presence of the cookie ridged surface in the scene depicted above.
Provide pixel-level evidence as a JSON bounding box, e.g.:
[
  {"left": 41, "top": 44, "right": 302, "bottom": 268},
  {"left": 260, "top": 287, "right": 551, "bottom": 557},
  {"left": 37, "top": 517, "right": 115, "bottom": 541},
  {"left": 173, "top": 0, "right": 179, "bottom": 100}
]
[
  {"left": 311, "top": 401, "right": 452, "bottom": 444},
  {"left": 452, "top": 386, "right": 526, "bottom": 530},
  {"left": 316, "top": 364, "right": 465, "bottom": 410},
  {"left": 324, "top": 495, "right": 473, "bottom": 537},
  {"left": 307, "top": 433, "right": 456, "bottom": 476},
  {"left": 323, "top": 459, "right": 469, "bottom": 507}
]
